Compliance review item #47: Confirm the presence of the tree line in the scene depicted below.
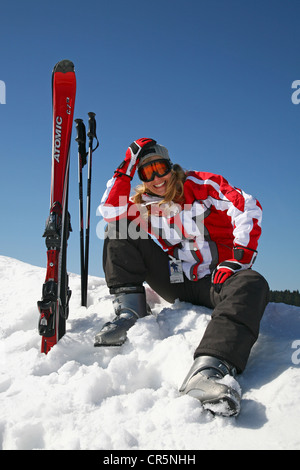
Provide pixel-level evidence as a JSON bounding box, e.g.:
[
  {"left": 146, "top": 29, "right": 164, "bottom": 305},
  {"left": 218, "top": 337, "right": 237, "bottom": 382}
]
[{"left": 269, "top": 290, "right": 300, "bottom": 307}]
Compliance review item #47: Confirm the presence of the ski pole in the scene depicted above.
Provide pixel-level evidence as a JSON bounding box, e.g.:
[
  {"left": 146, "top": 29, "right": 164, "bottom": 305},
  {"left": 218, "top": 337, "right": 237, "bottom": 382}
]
[
  {"left": 75, "top": 118, "right": 88, "bottom": 306},
  {"left": 83, "top": 112, "right": 99, "bottom": 306}
]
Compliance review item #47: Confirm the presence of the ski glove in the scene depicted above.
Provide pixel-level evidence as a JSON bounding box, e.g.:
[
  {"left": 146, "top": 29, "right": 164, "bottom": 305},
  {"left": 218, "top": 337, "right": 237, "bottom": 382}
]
[
  {"left": 212, "top": 245, "right": 257, "bottom": 293},
  {"left": 115, "top": 138, "right": 157, "bottom": 179}
]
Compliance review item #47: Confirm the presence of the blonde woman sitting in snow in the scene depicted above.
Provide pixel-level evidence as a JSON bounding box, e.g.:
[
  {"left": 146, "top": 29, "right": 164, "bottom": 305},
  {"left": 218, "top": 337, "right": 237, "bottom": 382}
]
[{"left": 95, "top": 138, "right": 269, "bottom": 417}]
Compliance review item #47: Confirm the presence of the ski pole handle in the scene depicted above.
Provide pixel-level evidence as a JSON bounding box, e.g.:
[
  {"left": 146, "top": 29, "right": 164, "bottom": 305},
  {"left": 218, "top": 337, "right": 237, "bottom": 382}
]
[
  {"left": 87, "top": 112, "right": 96, "bottom": 139},
  {"left": 75, "top": 118, "right": 86, "bottom": 143},
  {"left": 75, "top": 119, "right": 87, "bottom": 161},
  {"left": 87, "top": 112, "right": 99, "bottom": 151}
]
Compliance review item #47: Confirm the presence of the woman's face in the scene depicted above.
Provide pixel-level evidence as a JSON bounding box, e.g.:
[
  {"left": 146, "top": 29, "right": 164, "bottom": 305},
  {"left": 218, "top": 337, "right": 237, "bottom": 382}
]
[{"left": 140, "top": 156, "right": 172, "bottom": 197}]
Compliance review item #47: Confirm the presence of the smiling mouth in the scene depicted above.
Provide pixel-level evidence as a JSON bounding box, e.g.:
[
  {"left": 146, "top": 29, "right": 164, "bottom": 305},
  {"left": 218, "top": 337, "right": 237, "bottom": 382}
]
[{"left": 154, "top": 181, "right": 165, "bottom": 188}]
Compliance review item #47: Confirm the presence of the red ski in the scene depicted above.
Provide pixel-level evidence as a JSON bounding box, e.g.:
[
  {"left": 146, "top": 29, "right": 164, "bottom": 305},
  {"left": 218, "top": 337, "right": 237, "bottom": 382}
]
[{"left": 37, "top": 60, "right": 76, "bottom": 354}]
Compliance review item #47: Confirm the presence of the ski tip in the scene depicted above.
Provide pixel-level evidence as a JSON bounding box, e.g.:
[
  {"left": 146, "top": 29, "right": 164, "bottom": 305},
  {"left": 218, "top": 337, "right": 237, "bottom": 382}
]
[{"left": 53, "top": 59, "right": 75, "bottom": 74}]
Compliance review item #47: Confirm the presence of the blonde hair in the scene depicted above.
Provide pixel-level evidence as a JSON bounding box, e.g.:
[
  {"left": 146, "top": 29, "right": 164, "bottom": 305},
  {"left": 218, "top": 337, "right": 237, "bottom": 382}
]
[{"left": 132, "top": 163, "right": 187, "bottom": 206}]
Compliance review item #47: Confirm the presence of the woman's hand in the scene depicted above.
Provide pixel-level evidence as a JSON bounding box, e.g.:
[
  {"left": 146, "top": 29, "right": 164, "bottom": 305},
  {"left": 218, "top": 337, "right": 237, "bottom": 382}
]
[
  {"left": 115, "top": 138, "right": 156, "bottom": 179},
  {"left": 212, "top": 246, "right": 257, "bottom": 293}
]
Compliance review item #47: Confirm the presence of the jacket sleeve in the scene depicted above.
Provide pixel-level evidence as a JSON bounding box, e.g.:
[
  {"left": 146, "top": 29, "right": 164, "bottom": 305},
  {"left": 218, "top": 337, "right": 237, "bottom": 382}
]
[
  {"left": 98, "top": 175, "right": 133, "bottom": 222},
  {"left": 185, "top": 171, "right": 262, "bottom": 251}
]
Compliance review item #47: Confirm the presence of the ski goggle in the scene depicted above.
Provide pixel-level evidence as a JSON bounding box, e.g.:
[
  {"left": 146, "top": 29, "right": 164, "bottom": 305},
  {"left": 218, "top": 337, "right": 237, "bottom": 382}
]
[{"left": 138, "top": 159, "right": 172, "bottom": 182}]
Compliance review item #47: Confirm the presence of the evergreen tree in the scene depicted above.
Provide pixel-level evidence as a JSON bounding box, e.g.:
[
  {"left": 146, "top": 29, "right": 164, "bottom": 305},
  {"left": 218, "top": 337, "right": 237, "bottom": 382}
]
[{"left": 269, "top": 290, "right": 300, "bottom": 306}]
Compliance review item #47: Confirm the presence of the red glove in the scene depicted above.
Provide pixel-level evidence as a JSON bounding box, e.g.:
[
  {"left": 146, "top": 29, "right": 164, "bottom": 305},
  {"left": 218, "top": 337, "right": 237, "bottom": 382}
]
[
  {"left": 115, "top": 138, "right": 157, "bottom": 179},
  {"left": 212, "top": 245, "right": 257, "bottom": 293}
]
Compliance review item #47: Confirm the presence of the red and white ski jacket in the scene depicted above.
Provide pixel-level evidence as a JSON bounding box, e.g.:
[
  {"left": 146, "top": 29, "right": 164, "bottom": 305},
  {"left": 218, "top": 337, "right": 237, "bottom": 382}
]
[{"left": 99, "top": 171, "right": 262, "bottom": 281}]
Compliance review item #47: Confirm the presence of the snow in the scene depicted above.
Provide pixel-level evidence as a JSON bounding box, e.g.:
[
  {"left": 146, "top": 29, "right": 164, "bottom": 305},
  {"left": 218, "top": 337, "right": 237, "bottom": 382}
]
[{"left": 0, "top": 255, "right": 299, "bottom": 450}]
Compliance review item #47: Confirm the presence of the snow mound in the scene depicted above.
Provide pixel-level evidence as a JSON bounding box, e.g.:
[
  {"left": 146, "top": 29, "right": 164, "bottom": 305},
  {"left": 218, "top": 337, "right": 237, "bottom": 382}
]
[{"left": 0, "top": 255, "right": 299, "bottom": 450}]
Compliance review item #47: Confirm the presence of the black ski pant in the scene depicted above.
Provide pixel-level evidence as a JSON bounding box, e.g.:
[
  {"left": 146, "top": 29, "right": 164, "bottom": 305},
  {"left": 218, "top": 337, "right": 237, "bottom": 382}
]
[{"left": 103, "top": 223, "right": 269, "bottom": 373}]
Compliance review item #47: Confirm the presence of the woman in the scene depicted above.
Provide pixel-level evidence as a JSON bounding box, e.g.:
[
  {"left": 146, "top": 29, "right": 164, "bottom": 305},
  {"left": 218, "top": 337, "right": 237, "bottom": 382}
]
[{"left": 95, "top": 138, "right": 269, "bottom": 417}]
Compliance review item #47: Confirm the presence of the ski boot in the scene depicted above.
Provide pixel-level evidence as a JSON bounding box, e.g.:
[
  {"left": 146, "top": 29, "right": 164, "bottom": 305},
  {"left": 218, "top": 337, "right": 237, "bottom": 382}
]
[
  {"left": 94, "top": 285, "right": 151, "bottom": 346},
  {"left": 179, "top": 355, "right": 241, "bottom": 417}
]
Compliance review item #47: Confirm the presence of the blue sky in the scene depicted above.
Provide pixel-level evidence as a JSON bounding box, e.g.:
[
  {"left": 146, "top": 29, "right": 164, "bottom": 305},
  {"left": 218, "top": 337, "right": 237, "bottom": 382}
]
[{"left": 0, "top": 0, "right": 300, "bottom": 291}]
